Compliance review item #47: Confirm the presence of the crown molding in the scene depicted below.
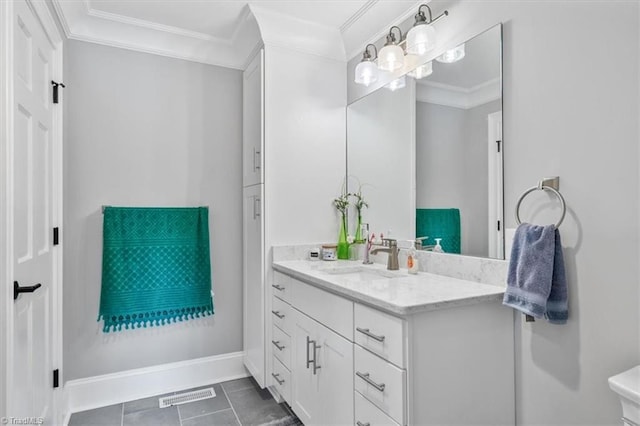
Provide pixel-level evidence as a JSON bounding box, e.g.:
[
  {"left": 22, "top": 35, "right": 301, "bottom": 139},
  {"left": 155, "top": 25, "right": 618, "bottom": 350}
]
[
  {"left": 417, "top": 78, "right": 500, "bottom": 109},
  {"left": 340, "top": 0, "right": 378, "bottom": 33},
  {"left": 250, "top": 4, "right": 346, "bottom": 62},
  {"left": 51, "top": 0, "right": 260, "bottom": 69}
]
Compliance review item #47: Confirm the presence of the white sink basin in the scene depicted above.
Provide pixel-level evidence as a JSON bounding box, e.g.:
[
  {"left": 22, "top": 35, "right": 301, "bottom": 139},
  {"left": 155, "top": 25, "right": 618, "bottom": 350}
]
[{"left": 322, "top": 266, "right": 406, "bottom": 281}]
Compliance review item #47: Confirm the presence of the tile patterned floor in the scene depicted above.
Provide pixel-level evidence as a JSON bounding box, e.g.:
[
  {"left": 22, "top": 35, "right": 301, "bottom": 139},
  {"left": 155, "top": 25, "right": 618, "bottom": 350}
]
[{"left": 68, "top": 377, "right": 301, "bottom": 426}]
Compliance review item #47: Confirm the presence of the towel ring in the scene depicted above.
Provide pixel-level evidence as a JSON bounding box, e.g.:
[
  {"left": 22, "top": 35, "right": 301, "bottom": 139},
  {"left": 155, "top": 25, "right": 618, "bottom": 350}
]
[{"left": 515, "top": 184, "right": 566, "bottom": 228}]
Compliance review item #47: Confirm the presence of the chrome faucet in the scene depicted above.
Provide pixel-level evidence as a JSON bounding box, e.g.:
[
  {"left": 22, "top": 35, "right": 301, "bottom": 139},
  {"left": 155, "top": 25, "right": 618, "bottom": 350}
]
[{"left": 370, "top": 238, "right": 400, "bottom": 271}]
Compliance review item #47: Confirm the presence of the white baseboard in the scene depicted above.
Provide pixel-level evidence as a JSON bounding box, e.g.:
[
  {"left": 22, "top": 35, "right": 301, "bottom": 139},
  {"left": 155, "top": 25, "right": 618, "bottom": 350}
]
[{"left": 64, "top": 351, "right": 249, "bottom": 419}]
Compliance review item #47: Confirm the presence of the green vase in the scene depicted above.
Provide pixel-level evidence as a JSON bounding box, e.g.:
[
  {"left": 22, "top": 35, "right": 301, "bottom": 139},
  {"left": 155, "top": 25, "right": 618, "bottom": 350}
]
[
  {"left": 354, "top": 213, "right": 363, "bottom": 243},
  {"left": 337, "top": 214, "right": 349, "bottom": 260}
]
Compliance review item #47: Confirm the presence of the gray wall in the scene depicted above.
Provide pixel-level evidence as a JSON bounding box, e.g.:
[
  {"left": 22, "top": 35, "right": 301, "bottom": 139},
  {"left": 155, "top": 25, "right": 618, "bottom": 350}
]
[
  {"left": 349, "top": 1, "right": 640, "bottom": 424},
  {"left": 416, "top": 99, "right": 500, "bottom": 257},
  {"left": 63, "top": 40, "right": 243, "bottom": 380}
]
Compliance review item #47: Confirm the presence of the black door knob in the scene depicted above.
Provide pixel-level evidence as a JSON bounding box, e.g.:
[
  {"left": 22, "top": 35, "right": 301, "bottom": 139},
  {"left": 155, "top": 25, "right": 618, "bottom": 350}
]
[{"left": 13, "top": 281, "right": 42, "bottom": 301}]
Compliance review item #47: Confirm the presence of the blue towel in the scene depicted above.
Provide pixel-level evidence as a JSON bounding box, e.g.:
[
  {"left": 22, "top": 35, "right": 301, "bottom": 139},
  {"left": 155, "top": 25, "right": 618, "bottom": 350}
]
[{"left": 502, "top": 223, "right": 568, "bottom": 324}]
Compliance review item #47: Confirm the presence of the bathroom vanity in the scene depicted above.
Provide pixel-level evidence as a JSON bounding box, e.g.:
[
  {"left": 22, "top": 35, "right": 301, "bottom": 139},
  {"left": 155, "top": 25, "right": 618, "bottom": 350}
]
[{"left": 269, "top": 260, "right": 514, "bottom": 426}]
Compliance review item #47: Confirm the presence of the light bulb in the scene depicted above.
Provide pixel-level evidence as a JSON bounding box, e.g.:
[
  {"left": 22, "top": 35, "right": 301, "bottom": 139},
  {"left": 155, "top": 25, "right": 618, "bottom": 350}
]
[
  {"left": 408, "top": 61, "right": 433, "bottom": 80},
  {"left": 355, "top": 60, "right": 378, "bottom": 86},
  {"left": 406, "top": 24, "right": 436, "bottom": 55},
  {"left": 436, "top": 43, "right": 465, "bottom": 63},
  {"left": 378, "top": 44, "right": 404, "bottom": 72},
  {"left": 385, "top": 76, "right": 406, "bottom": 91}
]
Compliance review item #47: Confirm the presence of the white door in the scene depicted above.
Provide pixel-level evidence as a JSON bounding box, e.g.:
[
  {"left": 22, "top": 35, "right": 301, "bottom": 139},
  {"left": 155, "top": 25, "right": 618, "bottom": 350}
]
[
  {"left": 243, "top": 49, "right": 263, "bottom": 187},
  {"left": 5, "top": 0, "right": 61, "bottom": 422},
  {"left": 243, "top": 184, "right": 265, "bottom": 387},
  {"left": 487, "top": 111, "right": 504, "bottom": 259}
]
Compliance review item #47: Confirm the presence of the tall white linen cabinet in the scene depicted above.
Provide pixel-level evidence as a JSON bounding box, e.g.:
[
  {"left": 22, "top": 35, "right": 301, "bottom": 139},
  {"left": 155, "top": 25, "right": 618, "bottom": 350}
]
[{"left": 241, "top": 41, "right": 347, "bottom": 395}]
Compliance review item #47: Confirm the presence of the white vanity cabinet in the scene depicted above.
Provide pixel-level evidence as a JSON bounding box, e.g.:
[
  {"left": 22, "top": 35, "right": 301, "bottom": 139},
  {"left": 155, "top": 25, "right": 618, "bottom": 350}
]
[{"left": 272, "top": 262, "right": 515, "bottom": 426}]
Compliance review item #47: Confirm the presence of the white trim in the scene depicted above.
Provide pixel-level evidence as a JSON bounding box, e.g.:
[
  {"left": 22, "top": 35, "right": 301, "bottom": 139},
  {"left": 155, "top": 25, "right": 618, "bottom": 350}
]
[
  {"left": 416, "top": 78, "right": 501, "bottom": 110},
  {"left": 51, "top": 0, "right": 261, "bottom": 69},
  {"left": 0, "top": 0, "right": 10, "bottom": 420},
  {"left": 340, "top": 0, "right": 378, "bottom": 34},
  {"left": 85, "top": 7, "right": 227, "bottom": 43},
  {"left": 63, "top": 352, "right": 249, "bottom": 419}
]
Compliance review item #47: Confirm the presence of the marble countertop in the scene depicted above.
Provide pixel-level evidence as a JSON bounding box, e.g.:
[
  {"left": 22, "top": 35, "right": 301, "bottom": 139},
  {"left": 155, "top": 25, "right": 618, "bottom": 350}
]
[{"left": 272, "top": 260, "right": 506, "bottom": 316}]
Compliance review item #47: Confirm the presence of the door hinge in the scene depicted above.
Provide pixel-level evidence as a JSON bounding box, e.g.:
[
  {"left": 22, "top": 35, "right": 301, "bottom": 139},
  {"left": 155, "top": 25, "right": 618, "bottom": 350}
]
[
  {"left": 497, "top": 220, "right": 501, "bottom": 231},
  {"left": 496, "top": 140, "right": 501, "bottom": 153},
  {"left": 51, "top": 81, "right": 65, "bottom": 104},
  {"left": 53, "top": 227, "right": 59, "bottom": 246},
  {"left": 53, "top": 369, "right": 59, "bottom": 388}
]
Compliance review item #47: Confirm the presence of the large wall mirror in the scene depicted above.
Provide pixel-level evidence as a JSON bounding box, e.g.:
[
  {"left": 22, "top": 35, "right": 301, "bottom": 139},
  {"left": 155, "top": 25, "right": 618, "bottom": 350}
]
[{"left": 347, "top": 24, "right": 504, "bottom": 259}]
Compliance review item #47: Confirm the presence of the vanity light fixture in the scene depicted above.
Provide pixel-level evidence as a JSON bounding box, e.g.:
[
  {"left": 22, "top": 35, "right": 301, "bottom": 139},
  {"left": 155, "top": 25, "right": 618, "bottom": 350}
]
[
  {"left": 406, "top": 4, "right": 448, "bottom": 55},
  {"left": 385, "top": 75, "right": 406, "bottom": 91},
  {"left": 378, "top": 26, "right": 405, "bottom": 72},
  {"left": 436, "top": 43, "right": 466, "bottom": 63},
  {"left": 354, "top": 44, "right": 379, "bottom": 87},
  {"left": 408, "top": 61, "right": 433, "bottom": 79},
  {"left": 353, "top": 5, "right": 448, "bottom": 86}
]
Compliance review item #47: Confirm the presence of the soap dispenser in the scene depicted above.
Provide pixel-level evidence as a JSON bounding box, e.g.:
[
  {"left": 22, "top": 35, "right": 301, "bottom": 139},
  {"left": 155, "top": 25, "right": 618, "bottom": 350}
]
[
  {"left": 407, "top": 246, "right": 419, "bottom": 274},
  {"left": 433, "top": 238, "right": 444, "bottom": 253}
]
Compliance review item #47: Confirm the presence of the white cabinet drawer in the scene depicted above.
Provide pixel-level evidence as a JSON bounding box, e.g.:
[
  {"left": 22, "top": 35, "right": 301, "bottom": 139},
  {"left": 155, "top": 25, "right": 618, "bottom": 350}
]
[
  {"left": 272, "top": 325, "right": 291, "bottom": 369},
  {"left": 292, "top": 279, "right": 353, "bottom": 340},
  {"left": 272, "top": 271, "right": 293, "bottom": 304},
  {"left": 355, "top": 391, "right": 400, "bottom": 426},
  {"left": 355, "top": 345, "right": 406, "bottom": 425},
  {"left": 272, "top": 296, "right": 292, "bottom": 336},
  {"left": 271, "top": 356, "right": 291, "bottom": 403},
  {"left": 355, "top": 303, "right": 406, "bottom": 368}
]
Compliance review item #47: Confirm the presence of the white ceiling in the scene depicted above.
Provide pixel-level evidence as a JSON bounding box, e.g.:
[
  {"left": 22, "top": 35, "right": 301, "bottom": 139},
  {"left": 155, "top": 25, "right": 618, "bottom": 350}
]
[{"left": 53, "top": 0, "right": 422, "bottom": 69}]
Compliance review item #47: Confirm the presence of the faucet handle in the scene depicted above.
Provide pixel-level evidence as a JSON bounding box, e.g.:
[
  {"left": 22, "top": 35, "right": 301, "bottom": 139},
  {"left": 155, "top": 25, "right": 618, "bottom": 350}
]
[
  {"left": 382, "top": 238, "right": 397, "bottom": 248},
  {"left": 415, "top": 236, "right": 429, "bottom": 250}
]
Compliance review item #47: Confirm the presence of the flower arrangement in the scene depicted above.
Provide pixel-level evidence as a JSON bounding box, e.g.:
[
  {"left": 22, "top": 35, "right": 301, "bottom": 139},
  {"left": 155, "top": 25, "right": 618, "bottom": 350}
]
[
  {"left": 332, "top": 180, "right": 370, "bottom": 259},
  {"left": 350, "top": 186, "right": 369, "bottom": 243}
]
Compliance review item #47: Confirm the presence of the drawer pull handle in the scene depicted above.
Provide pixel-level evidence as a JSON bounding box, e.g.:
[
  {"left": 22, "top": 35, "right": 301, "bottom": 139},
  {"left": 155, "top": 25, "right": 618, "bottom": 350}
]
[
  {"left": 356, "top": 327, "right": 386, "bottom": 342},
  {"left": 272, "top": 340, "right": 285, "bottom": 351},
  {"left": 306, "top": 336, "right": 312, "bottom": 369},
  {"left": 356, "top": 422, "right": 370, "bottom": 426},
  {"left": 356, "top": 371, "right": 386, "bottom": 392},
  {"left": 272, "top": 284, "right": 285, "bottom": 291},
  {"left": 272, "top": 310, "right": 285, "bottom": 319},
  {"left": 272, "top": 373, "right": 285, "bottom": 385}
]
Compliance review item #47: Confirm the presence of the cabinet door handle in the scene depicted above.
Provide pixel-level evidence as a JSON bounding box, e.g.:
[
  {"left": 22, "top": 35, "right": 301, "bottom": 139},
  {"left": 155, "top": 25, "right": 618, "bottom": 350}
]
[
  {"left": 272, "top": 373, "right": 285, "bottom": 385},
  {"left": 253, "top": 196, "right": 261, "bottom": 219},
  {"left": 272, "top": 340, "right": 285, "bottom": 351},
  {"left": 272, "top": 284, "right": 285, "bottom": 291},
  {"left": 356, "top": 371, "right": 385, "bottom": 392},
  {"left": 253, "top": 148, "right": 261, "bottom": 171},
  {"left": 306, "top": 336, "right": 313, "bottom": 369},
  {"left": 312, "top": 341, "right": 321, "bottom": 375},
  {"left": 271, "top": 310, "right": 285, "bottom": 319},
  {"left": 356, "top": 327, "right": 385, "bottom": 342},
  {"left": 356, "top": 422, "right": 371, "bottom": 426}
]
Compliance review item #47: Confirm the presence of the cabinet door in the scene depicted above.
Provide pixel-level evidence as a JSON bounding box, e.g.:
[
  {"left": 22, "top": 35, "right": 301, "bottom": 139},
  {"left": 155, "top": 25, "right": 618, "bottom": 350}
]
[
  {"left": 291, "top": 310, "right": 320, "bottom": 425},
  {"left": 243, "top": 49, "right": 264, "bottom": 187},
  {"left": 292, "top": 309, "right": 354, "bottom": 426},
  {"left": 317, "top": 321, "right": 354, "bottom": 425},
  {"left": 243, "top": 184, "right": 265, "bottom": 386}
]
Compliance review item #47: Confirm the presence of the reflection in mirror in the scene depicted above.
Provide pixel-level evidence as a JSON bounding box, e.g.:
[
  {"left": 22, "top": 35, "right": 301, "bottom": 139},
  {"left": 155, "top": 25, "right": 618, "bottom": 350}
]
[{"left": 347, "top": 24, "right": 504, "bottom": 259}]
